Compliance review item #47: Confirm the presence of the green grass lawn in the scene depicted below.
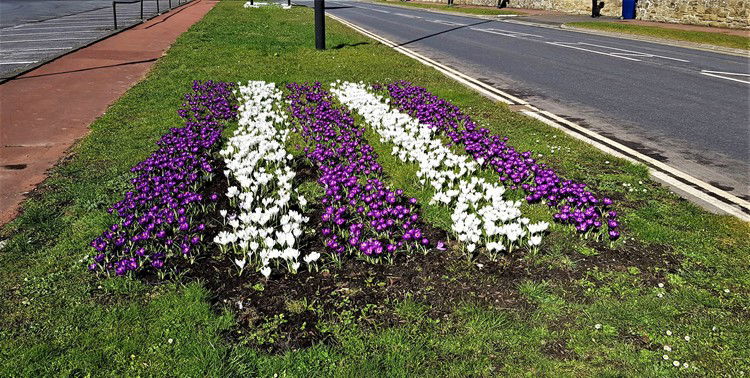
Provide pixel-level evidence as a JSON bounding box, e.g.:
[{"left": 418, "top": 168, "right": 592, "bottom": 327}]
[
  {"left": 375, "top": 0, "right": 519, "bottom": 16},
  {"left": 1, "top": 1, "right": 749, "bottom": 376},
  {"left": 567, "top": 21, "right": 750, "bottom": 50}
]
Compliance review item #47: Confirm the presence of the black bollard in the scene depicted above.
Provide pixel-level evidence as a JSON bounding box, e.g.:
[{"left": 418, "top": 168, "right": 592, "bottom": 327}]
[{"left": 314, "top": 0, "right": 325, "bottom": 50}]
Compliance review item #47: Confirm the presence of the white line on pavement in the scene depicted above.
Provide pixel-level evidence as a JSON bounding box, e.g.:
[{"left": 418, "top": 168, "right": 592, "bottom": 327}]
[
  {"left": 702, "top": 70, "right": 750, "bottom": 76},
  {"left": 700, "top": 71, "right": 750, "bottom": 84},
  {"left": 1, "top": 47, "right": 73, "bottom": 52},
  {"left": 394, "top": 13, "right": 421, "bottom": 18},
  {"left": 0, "top": 61, "right": 37, "bottom": 65},
  {"left": 22, "top": 18, "right": 116, "bottom": 22},
  {"left": 430, "top": 19, "right": 468, "bottom": 26},
  {"left": 10, "top": 25, "right": 111, "bottom": 30},
  {"left": 471, "top": 27, "right": 542, "bottom": 38},
  {"left": 0, "top": 37, "right": 93, "bottom": 43},
  {"left": 326, "top": 12, "right": 750, "bottom": 221},
  {"left": 364, "top": 8, "right": 391, "bottom": 13},
  {"left": 1, "top": 31, "right": 102, "bottom": 37},
  {"left": 579, "top": 42, "right": 690, "bottom": 62},
  {"left": 546, "top": 42, "right": 642, "bottom": 61}
]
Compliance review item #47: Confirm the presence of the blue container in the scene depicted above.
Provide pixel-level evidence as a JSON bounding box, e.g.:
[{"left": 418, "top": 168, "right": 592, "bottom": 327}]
[{"left": 622, "top": 0, "right": 636, "bottom": 19}]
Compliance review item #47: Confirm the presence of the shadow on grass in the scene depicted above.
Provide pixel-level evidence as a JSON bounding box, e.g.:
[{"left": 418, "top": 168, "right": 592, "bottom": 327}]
[{"left": 332, "top": 41, "right": 370, "bottom": 49}]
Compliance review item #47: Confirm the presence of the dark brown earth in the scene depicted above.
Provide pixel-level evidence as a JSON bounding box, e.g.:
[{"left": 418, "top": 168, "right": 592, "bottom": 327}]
[{"left": 122, "top": 147, "right": 681, "bottom": 354}]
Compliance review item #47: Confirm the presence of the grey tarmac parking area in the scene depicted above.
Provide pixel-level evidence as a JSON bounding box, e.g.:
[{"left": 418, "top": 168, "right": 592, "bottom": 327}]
[
  {"left": 299, "top": 0, "right": 750, "bottom": 206},
  {"left": 0, "top": 0, "right": 187, "bottom": 79}
]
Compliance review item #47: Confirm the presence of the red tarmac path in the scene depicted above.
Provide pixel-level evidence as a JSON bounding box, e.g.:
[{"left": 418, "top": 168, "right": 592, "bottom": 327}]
[{"left": 0, "top": 0, "right": 218, "bottom": 226}]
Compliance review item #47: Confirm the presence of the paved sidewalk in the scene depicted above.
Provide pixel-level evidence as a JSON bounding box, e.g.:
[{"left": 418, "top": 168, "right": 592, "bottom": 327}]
[{"left": 0, "top": 0, "right": 218, "bottom": 226}]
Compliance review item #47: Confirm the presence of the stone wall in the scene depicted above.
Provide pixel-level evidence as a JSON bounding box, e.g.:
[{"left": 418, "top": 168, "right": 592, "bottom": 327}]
[
  {"left": 416, "top": 0, "right": 750, "bottom": 29},
  {"left": 636, "top": 0, "right": 748, "bottom": 29}
]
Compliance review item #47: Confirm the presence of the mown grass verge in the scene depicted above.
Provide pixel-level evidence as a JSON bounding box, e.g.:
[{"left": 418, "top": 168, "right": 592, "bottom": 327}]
[
  {"left": 567, "top": 21, "right": 750, "bottom": 50},
  {"left": 375, "top": 0, "right": 519, "bottom": 16},
  {"left": 1, "top": 1, "right": 748, "bottom": 376}
]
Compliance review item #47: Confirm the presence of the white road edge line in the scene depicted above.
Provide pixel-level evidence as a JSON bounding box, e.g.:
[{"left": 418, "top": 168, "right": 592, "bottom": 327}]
[
  {"left": 325, "top": 12, "right": 750, "bottom": 221},
  {"left": 700, "top": 71, "right": 750, "bottom": 84},
  {"left": 0, "top": 61, "right": 37, "bottom": 65}
]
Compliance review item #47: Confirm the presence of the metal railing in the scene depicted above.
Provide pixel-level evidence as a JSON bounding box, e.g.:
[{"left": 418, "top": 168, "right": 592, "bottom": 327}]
[{"left": 112, "top": 0, "right": 187, "bottom": 29}]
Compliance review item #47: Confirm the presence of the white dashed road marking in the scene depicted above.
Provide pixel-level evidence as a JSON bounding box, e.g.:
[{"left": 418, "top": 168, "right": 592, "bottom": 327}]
[
  {"left": 700, "top": 70, "right": 750, "bottom": 84},
  {"left": 546, "top": 41, "right": 690, "bottom": 62},
  {"left": 364, "top": 8, "right": 391, "bottom": 14},
  {"left": 472, "top": 27, "right": 542, "bottom": 38},
  {"left": 394, "top": 13, "right": 421, "bottom": 19},
  {"left": 430, "top": 19, "right": 468, "bottom": 26}
]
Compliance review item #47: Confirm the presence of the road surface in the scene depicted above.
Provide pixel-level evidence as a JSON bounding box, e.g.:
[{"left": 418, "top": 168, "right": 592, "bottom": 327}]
[
  {"left": 0, "top": 0, "right": 184, "bottom": 79},
  {"left": 300, "top": 0, "right": 750, "bottom": 204}
]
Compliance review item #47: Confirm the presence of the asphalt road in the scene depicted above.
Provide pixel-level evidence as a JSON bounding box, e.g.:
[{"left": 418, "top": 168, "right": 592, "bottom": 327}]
[
  {"left": 0, "top": 0, "right": 182, "bottom": 79},
  {"left": 301, "top": 0, "right": 750, "bottom": 199}
]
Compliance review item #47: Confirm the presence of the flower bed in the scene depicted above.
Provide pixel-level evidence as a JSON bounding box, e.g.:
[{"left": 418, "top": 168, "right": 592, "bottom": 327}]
[
  {"left": 382, "top": 82, "right": 620, "bottom": 240},
  {"left": 332, "top": 81, "right": 548, "bottom": 258},
  {"left": 286, "top": 82, "right": 428, "bottom": 262},
  {"left": 86, "top": 78, "right": 617, "bottom": 279},
  {"left": 214, "top": 81, "right": 316, "bottom": 278},
  {"left": 87, "top": 81, "right": 238, "bottom": 277}
]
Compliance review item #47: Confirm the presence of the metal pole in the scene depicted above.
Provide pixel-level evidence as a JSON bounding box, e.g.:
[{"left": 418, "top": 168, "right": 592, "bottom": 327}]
[
  {"left": 156, "top": 0, "right": 160, "bottom": 13},
  {"left": 140, "top": 0, "right": 144, "bottom": 19},
  {"left": 314, "top": 0, "right": 325, "bottom": 50},
  {"left": 169, "top": 0, "right": 171, "bottom": 9},
  {"left": 288, "top": 0, "right": 291, "bottom": 7},
  {"left": 113, "top": 2, "right": 118, "bottom": 29}
]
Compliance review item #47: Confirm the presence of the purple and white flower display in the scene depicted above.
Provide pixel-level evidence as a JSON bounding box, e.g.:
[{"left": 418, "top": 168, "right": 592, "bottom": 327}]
[
  {"left": 87, "top": 78, "right": 623, "bottom": 280},
  {"left": 332, "top": 81, "right": 548, "bottom": 258},
  {"left": 87, "top": 81, "right": 238, "bottom": 277},
  {"left": 382, "top": 81, "right": 620, "bottom": 240},
  {"left": 286, "top": 82, "right": 428, "bottom": 262}
]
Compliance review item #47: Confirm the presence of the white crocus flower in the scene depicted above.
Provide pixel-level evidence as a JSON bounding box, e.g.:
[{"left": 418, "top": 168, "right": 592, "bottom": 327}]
[
  {"left": 214, "top": 81, "right": 310, "bottom": 277},
  {"left": 260, "top": 266, "right": 271, "bottom": 278}
]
